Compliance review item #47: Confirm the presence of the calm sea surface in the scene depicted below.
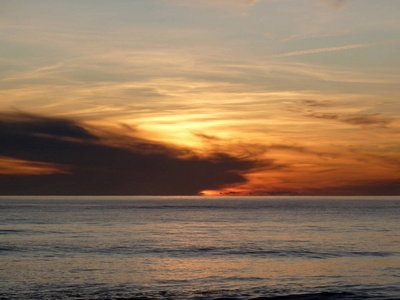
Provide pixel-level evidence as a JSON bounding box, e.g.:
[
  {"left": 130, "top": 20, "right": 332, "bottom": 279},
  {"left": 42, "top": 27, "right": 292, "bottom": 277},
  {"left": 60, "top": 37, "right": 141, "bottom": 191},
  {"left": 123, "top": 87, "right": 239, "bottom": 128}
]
[{"left": 1, "top": 196, "right": 400, "bottom": 300}]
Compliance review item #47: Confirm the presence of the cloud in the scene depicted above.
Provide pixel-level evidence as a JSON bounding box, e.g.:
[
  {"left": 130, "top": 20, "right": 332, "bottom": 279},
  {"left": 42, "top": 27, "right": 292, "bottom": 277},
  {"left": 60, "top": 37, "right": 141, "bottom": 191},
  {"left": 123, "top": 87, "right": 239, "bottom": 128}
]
[
  {"left": 193, "top": 132, "right": 222, "bottom": 141},
  {"left": 304, "top": 112, "right": 339, "bottom": 120},
  {"left": 305, "top": 112, "right": 395, "bottom": 127},
  {"left": 173, "top": 0, "right": 261, "bottom": 7},
  {"left": 0, "top": 156, "right": 69, "bottom": 175},
  {"left": 327, "top": 0, "right": 349, "bottom": 9},
  {"left": 0, "top": 113, "right": 256, "bottom": 195},
  {"left": 314, "top": 179, "right": 400, "bottom": 196},
  {"left": 267, "top": 144, "right": 308, "bottom": 153},
  {"left": 215, "top": 178, "right": 400, "bottom": 196},
  {"left": 342, "top": 114, "right": 394, "bottom": 127},
  {"left": 301, "top": 99, "right": 332, "bottom": 107},
  {"left": 275, "top": 40, "right": 397, "bottom": 58},
  {"left": 282, "top": 30, "right": 351, "bottom": 43},
  {"left": 0, "top": 113, "right": 98, "bottom": 140}
]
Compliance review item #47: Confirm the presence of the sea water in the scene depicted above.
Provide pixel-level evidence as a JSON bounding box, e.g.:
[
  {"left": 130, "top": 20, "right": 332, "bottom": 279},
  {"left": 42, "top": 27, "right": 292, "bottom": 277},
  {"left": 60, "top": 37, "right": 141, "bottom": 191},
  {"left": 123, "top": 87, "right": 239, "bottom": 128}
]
[{"left": 1, "top": 196, "right": 400, "bottom": 300}]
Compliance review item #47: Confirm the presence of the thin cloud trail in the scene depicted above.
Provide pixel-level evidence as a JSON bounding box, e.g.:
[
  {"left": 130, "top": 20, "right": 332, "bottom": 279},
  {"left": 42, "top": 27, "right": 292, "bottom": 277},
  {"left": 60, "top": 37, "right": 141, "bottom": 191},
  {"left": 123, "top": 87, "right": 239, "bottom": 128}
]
[
  {"left": 328, "top": 0, "right": 348, "bottom": 9},
  {"left": 275, "top": 40, "right": 397, "bottom": 58}
]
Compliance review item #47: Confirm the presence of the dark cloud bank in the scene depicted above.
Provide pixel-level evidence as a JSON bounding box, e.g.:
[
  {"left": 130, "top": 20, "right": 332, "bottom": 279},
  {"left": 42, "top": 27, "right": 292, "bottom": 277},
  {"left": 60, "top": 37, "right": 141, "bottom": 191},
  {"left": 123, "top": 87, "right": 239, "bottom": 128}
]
[
  {"left": 0, "top": 113, "right": 254, "bottom": 195},
  {"left": 1, "top": 113, "right": 399, "bottom": 196}
]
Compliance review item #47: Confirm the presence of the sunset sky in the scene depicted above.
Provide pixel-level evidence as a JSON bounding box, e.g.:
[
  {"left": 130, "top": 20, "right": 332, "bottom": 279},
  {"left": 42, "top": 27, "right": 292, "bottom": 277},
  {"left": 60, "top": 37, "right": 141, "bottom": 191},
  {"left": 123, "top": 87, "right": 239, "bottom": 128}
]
[{"left": 1, "top": 0, "right": 399, "bottom": 195}]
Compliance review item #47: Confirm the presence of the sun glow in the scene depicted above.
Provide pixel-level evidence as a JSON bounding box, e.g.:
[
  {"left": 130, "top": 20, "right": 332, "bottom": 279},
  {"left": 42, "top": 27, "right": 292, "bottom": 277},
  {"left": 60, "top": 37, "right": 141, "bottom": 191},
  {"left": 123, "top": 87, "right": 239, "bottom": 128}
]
[{"left": 199, "top": 190, "right": 222, "bottom": 196}]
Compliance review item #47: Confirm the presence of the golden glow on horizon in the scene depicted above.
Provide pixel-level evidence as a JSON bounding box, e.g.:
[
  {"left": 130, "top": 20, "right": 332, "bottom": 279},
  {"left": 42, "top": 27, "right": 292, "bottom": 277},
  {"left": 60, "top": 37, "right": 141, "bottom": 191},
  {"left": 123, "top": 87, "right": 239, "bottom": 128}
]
[{"left": 199, "top": 190, "right": 221, "bottom": 196}]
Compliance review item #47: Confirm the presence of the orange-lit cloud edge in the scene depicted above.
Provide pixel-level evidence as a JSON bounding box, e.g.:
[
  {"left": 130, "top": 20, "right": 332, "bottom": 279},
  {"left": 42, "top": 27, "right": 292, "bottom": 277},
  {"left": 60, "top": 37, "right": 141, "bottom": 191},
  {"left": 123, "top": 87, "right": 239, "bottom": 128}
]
[{"left": 1, "top": 112, "right": 399, "bottom": 196}]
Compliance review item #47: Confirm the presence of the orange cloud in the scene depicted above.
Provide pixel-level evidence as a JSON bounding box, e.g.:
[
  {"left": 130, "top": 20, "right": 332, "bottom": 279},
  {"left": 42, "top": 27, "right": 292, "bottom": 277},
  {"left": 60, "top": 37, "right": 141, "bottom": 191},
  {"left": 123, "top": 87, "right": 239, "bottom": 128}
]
[{"left": 0, "top": 156, "right": 69, "bottom": 175}]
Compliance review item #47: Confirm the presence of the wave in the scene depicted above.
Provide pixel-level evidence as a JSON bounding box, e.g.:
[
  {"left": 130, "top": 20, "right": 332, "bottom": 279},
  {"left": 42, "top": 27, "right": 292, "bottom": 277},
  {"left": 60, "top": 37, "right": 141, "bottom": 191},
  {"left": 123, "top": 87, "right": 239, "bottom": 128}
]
[
  {"left": 1, "top": 289, "right": 396, "bottom": 300},
  {"left": 1, "top": 242, "right": 396, "bottom": 259}
]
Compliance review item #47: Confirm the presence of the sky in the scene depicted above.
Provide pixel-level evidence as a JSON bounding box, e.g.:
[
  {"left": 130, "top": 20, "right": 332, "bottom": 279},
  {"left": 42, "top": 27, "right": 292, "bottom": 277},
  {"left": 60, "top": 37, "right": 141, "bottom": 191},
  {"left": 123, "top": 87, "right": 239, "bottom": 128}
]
[{"left": 0, "top": 0, "right": 399, "bottom": 195}]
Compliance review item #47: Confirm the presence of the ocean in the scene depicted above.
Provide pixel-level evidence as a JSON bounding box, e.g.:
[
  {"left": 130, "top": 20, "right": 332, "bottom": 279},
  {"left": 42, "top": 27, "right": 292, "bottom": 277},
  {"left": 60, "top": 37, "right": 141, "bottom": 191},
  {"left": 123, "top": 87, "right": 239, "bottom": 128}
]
[{"left": 1, "top": 196, "right": 400, "bottom": 300}]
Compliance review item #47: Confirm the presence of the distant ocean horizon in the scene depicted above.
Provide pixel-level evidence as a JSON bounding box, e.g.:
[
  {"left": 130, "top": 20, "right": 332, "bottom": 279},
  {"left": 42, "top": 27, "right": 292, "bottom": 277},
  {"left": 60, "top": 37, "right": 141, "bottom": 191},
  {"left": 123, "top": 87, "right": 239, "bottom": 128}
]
[{"left": 1, "top": 196, "right": 400, "bottom": 300}]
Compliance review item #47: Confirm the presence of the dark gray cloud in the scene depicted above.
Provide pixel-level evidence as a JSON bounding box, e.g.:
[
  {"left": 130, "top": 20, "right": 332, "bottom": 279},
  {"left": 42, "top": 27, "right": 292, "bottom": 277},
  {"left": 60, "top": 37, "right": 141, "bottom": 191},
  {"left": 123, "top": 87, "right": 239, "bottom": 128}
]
[
  {"left": 267, "top": 144, "right": 308, "bottom": 153},
  {"left": 0, "top": 113, "right": 257, "bottom": 195},
  {"left": 309, "top": 179, "right": 400, "bottom": 196},
  {"left": 304, "top": 112, "right": 339, "bottom": 120},
  {"left": 342, "top": 114, "right": 394, "bottom": 127},
  {"left": 250, "top": 179, "right": 400, "bottom": 196},
  {"left": 193, "top": 132, "right": 222, "bottom": 141},
  {"left": 301, "top": 99, "right": 331, "bottom": 108},
  {"left": 220, "top": 190, "right": 300, "bottom": 196},
  {"left": 266, "top": 143, "right": 338, "bottom": 160},
  {"left": 0, "top": 113, "right": 98, "bottom": 140},
  {"left": 305, "top": 112, "right": 394, "bottom": 127}
]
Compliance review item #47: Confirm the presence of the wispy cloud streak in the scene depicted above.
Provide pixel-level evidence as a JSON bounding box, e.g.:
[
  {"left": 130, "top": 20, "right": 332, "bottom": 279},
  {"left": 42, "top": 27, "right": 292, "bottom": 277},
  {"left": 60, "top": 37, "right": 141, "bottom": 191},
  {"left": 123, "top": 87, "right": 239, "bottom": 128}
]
[
  {"left": 327, "top": 0, "right": 349, "bottom": 9},
  {"left": 275, "top": 40, "right": 397, "bottom": 58},
  {"left": 172, "top": 0, "right": 261, "bottom": 8}
]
